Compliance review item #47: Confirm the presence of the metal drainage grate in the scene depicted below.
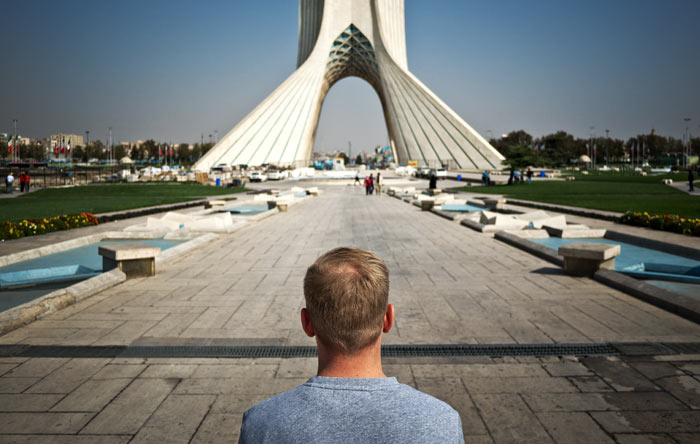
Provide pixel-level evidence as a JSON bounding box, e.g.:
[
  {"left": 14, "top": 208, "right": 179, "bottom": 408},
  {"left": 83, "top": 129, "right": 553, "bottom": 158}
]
[
  {"left": 4, "top": 343, "right": 700, "bottom": 359},
  {"left": 610, "top": 343, "right": 675, "bottom": 356},
  {"left": 0, "top": 343, "right": 623, "bottom": 359},
  {"left": 22, "top": 345, "right": 127, "bottom": 358},
  {"left": 121, "top": 346, "right": 317, "bottom": 359},
  {"left": 664, "top": 342, "right": 700, "bottom": 355},
  {"left": 382, "top": 344, "right": 618, "bottom": 358}
]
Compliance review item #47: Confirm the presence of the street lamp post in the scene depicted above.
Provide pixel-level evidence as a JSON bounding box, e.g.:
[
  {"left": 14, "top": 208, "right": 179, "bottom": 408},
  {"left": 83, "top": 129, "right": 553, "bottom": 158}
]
[
  {"left": 683, "top": 118, "right": 691, "bottom": 167},
  {"left": 85, "top": 130, "right": 90, "bottom": 163}
]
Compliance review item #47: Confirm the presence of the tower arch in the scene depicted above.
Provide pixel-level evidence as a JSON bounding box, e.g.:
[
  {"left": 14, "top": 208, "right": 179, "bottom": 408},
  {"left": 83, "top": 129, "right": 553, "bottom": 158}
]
[{"left": 194, "top": 0, "right": 504, "bottom": 171}]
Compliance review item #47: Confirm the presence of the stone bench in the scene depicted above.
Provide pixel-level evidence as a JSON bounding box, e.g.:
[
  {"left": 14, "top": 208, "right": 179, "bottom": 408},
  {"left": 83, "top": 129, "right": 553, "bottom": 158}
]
[
  {"left": 98, "top": 244, "right": 161, "bottom": 278},
  {"left": 204, "top": 200, "right": 226, "bottom": 209},
  {"left": 558, "top": 242, "right": 620, "bottom": 277},
  {"left": 420, "top": 200, "right": 434, "bottom": 211},
  {"left": 277, "top": 202, "right": 289, "bottom": 212},
  {"left": 482, "top": 198, "right": 505, "bottom": 210}
]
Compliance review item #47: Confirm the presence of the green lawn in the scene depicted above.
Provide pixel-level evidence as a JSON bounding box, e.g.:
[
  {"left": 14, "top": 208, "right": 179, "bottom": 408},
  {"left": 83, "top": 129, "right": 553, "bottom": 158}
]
[
  {"left": 451, "top": 172, "right": 700, "bottom": 218},
  {"left": 0, "top": 183, "right": 245, "bottom": 222}
]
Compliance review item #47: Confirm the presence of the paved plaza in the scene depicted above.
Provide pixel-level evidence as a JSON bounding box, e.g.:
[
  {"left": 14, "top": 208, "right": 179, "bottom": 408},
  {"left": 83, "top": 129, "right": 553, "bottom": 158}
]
[{"left": 1, "top": 184, "right": 700, "bottom": 443}]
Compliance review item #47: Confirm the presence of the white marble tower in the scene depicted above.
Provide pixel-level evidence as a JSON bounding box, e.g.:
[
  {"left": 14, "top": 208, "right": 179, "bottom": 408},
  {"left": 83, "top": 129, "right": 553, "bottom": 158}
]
[{"left": 194, "top": 0, "right": 504, "bottom": 171}]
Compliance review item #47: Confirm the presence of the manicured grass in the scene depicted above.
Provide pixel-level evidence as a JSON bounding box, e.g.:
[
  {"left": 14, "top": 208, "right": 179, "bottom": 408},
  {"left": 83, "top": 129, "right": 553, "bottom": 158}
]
[
  {"left": 451, "top": 173, "right": 699, "bottom": 218},
  {"left": 0, "top": 183, "right": 244, "bottom": 222}
]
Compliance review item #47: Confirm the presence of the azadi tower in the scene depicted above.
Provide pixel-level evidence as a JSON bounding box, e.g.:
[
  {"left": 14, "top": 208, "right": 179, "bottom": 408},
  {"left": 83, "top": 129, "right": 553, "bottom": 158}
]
[{"left": 194, "top": 0, "right": 504, "bottom": 171}]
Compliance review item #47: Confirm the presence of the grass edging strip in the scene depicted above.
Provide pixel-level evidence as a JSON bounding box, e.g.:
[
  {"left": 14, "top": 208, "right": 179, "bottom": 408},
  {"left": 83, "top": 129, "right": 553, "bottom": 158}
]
[
  {"left": 504, "top": 198, "right": 622, "bottom": 221},
  {"left": 96, "top": 199, "right": 207, "bottom": 223}
]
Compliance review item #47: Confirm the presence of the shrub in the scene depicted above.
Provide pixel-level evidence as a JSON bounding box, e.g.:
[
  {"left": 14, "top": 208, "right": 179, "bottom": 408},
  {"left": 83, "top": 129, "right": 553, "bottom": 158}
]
[
  {"left": 620, "top": 211, "right": 700, "bottom": 236},
  {"left": 0, "top": 213, "right": 98, "bottom": 241}
]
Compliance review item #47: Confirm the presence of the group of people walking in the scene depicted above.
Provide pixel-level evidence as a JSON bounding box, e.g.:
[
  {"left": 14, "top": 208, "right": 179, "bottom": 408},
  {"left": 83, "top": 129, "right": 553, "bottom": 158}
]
[
  {"left": 354, "top": 172, "right": 381, "bottom": 195},
  {"left": 4, "top": 171, "right": 31, "bottom": 193}
]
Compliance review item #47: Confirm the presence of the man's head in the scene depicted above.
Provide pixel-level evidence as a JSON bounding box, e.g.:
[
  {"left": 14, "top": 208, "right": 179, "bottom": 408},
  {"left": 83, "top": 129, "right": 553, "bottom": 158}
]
[{"left": 303, "top": 247, "right": 390, "bottom": 354}]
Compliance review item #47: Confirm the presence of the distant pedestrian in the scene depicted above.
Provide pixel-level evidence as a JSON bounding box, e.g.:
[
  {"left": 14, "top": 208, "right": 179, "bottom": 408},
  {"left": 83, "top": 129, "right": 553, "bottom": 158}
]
[
  {"left": 513, "top": 170, "right": 520, "bottom": 184},
  {"left": 527, "top": 168, "right": 533, "bottom": 184},
  {"left": 376, "top": 172, "right": 381, "bottom": 195},
  {"left": 690, "top": 166, "right": 695, "bottom": 192},
  {"left": 19, "top": 171, "right": 26, "bottom": 192},
  {"left": 428, "top": 171, "right": 437, "bottom": 190},
  {"left": 5, "top": 172, "right": 14, "bottom": 193},
  {"left": 482, "top": 170, "right": 489, "bottom": 186},
  {"left": 369, "top": 173, "right": 375, "bottom": 195},
  {"left": 24, "top": 171, "right": 30, "bottom": 192},
  {"left": 364, "top": 175, "right": 371, "bottom": 195},
  {"left": 354, "top": 172, "right": 360, "bottom": 186}
]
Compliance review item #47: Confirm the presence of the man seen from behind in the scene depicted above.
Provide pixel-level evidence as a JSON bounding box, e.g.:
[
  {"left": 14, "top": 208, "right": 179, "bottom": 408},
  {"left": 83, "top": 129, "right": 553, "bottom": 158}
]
[{"left": 239, "top": 247, "right": 463, "bottom": 443}]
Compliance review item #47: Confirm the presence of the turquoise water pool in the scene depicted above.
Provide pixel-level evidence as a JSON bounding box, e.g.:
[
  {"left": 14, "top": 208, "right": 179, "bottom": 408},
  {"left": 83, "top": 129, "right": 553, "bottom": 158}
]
[
  {"left": 530, "top": 237, "right": 700, "bottom": 296},
  {"left": 440, "top": 204, "right": 485, "bottom": 212},
  {"left": 0, "top": 239, "right": 184, "bottom": 275},
  {"left": 227, "top": 205, "right": 268, "bottom": 214},
  {"left": 0, "top": 238, "right": 185, "bottom": 311}
]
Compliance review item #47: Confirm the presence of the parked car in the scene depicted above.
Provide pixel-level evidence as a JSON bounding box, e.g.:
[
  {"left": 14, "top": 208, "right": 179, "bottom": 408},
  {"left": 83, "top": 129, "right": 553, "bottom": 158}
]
[
  {"left": 249, "top": 171, "right": 267, "bottom": 182},
  {"left": 267, "top": 170, "right": 286, "bottom": 180},
  {"left": 435, "top": 168, "right": 447, "bottom": 179}
]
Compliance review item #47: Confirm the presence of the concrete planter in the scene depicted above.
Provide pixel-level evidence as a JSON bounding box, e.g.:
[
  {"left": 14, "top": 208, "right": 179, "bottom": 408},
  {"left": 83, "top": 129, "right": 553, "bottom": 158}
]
[{"left": 277, "top": 203, "right": 289, "bottom": 212}]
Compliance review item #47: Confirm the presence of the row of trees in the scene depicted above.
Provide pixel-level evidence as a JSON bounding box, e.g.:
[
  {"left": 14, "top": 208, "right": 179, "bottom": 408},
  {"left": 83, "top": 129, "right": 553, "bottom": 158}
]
[
  {"left": 1, "top": 140, "right": 216, "bottom": 165},
  {"left": 491, "top": 130, "right": 698, "bottom": 168}
]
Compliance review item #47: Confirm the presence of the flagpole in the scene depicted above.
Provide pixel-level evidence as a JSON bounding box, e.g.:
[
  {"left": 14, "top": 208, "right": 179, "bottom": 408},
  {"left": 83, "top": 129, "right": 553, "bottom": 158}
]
[{"left": 12, "top": 119, "right": 17, "bottom": 163}]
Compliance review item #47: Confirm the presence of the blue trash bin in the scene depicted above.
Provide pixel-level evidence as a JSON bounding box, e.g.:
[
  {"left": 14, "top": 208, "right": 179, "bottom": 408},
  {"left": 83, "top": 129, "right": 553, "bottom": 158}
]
[
  {"left": 457, "top": 174, "right": 462, "bottom": 181},
  {"left": 216, "top": 178, "right": 221, "bottom": 187}
]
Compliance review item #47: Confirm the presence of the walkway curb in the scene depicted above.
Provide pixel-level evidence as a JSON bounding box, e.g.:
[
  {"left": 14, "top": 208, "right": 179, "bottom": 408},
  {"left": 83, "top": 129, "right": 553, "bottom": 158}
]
[
  {"left": 504, "top": 198, "right": 622, "bottom": 221},
  {"left": 0, "top": 269, "right": 126, "bottom": 336},
  {"left": 493, "top": 231, "right": 700, "bottom": 325}
]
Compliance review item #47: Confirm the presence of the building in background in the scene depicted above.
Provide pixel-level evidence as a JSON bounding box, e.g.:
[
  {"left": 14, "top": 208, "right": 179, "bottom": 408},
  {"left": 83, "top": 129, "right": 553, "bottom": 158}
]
[{"left": 49, "top": 133, "right": 84, "bottom": 151}]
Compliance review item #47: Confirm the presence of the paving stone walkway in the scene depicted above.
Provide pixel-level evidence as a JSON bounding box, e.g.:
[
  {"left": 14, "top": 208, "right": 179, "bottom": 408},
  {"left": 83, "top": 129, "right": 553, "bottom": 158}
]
[{"left": 1, "top": 185, "right": 699, "bottom": 443}]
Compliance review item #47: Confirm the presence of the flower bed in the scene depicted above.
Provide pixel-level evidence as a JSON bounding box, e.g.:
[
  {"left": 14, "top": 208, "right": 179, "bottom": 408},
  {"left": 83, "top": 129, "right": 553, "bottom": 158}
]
[
  {"left": 0, "top": 213, "right": 99, "bottom": 241},
  {"left": 620, "top": 211, "right": 700, "bottom": 236}
]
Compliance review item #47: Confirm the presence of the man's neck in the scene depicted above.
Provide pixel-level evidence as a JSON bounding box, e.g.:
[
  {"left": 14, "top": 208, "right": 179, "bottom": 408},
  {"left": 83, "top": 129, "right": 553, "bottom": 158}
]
[{"left": 316, "top": 341, "right": 385, "bottom": 378}]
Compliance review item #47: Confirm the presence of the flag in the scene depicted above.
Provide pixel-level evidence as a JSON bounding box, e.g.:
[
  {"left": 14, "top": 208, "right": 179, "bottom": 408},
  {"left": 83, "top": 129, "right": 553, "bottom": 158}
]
[
  {"left": 170, "top": 146, "right": 173, "bottom": 156},
  {"left": 158, "top": 145, "right": 162, "bottom": 156},
  {"left": 67, "top": 140, "right": 71, "bottom": 154},
  {"left": 60, "top": 138, "right": 65, "bottom": 154},
  {"left": 6, "top": 136, "right": 11, "bottom": 153}
]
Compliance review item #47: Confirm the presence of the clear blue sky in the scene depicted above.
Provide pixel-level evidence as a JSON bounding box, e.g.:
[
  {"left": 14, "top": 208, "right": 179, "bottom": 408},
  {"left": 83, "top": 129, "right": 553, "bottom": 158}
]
[{"left": 2, "top": 0, "right": 698, "bottom": 152}]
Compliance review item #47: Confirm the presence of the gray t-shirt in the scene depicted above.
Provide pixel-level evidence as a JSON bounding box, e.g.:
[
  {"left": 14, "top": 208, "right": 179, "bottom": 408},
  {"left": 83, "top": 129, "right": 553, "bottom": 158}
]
[{"left": 239, "top": 376, "right": 463, "bottom": 443}]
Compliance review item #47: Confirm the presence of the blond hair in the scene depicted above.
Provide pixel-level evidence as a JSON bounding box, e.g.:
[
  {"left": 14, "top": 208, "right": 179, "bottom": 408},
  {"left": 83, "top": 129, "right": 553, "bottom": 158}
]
[{"left": 303, "top": 247, "right": 389, "bottom": 353}]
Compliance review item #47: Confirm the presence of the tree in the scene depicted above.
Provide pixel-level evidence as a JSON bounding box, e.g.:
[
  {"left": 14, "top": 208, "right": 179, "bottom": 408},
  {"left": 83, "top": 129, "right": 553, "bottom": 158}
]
[
  {"left": 72, "top": 145, "right": 85, "bottom": 162},
  {"left": 142, "top": 140, "right": 159, "bottom": 161},
  {"left": 502, "top": 145, "right": 536, "bottom": 170},
  {"left": 177, "top": 143, "right": 190, "bottom": 163},
  {"left": 490, "top": 130, "right": 533, "bottom": 158},
  {"left": 114, "top": 144, "right": 127, "bottom": 160},
  {"left": 540, "top": 131, "right": 581, "bottom": 166},
  {"left": 355, "top": 153, "right": 363, "bottom": 165},
  {"left": 90, "top": 140, "right": 106, "bottom": 160}
]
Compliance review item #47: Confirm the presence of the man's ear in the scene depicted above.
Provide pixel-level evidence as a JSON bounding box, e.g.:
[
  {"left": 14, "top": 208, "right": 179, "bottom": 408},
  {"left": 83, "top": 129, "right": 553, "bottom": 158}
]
[
  {"left": 301, "top": 308, "right": 315, "bottom": 338},
  {"left": 382, "top": 304, "right": 394, "bottom": 334}
]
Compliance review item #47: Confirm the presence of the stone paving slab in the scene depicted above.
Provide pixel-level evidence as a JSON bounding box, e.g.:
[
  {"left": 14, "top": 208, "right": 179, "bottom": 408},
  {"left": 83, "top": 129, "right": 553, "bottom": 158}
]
[{"left": 1, "top": 184, "right": 700, "bottom": 442}]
